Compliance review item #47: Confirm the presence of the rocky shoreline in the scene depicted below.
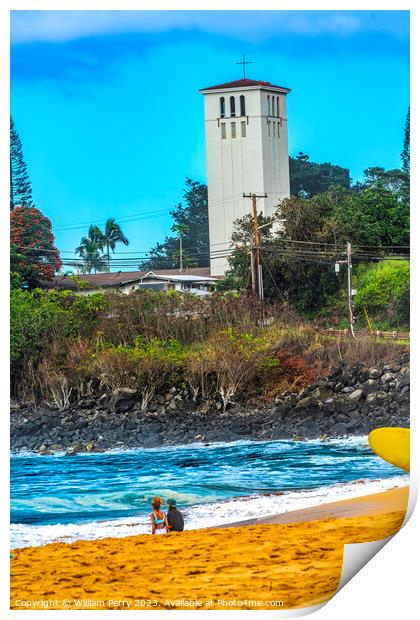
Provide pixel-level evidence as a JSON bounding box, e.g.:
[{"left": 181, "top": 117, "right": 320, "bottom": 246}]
[{"left": 10, "top": 354, "right": 409, "bottom": 454}]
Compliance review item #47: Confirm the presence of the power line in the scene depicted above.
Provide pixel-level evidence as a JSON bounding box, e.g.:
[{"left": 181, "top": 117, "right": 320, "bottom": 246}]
[
  {"left": 15, "top": 242, "right": 408, "bottom": 263},
  {"left": 51, "top": 190, "right": 287, "bottom": 233},
  {"left": 274, "top": 238, "right": 346, "bottom": 248},
  {"left": 54, "top": 209, "right": 172, "bottom": 231},
  {"left": 52, "top": 194, "right": 240, "bottom": 231},
  {"left": 258, "top": 247, "right": 409, "bottom": 264},
  {"left": 22, "top": 247, "right": 240, "bottom": 267}
]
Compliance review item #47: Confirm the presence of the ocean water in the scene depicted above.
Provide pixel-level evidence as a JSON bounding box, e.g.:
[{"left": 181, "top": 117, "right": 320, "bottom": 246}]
[{"left": 10, "top": 437, "right": 408, "bottom": 548}]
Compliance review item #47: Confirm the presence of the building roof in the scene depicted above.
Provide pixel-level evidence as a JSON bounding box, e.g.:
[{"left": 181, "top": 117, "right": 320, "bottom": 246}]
[
  {"left": 44, "top": 267, "right": 216, "bottom": 291},
  {"left": 142, "top": 272, "right": 216, "bottom": 283},
  {"left": 200, "top": 78, "right": 291, "bottom": 94}
]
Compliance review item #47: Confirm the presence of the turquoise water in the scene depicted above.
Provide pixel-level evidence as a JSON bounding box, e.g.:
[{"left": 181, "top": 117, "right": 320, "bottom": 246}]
[{"left": 11, "top": 438, "right": 407, "bottom": 548}]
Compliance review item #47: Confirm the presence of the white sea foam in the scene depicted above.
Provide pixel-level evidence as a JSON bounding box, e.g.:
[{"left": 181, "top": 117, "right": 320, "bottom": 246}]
[
  {"left": 10, "top": 475, "right": 408, "bottom": 549},
  {"left": 11, "top": 435, "right": 371, "bottom": 457}
]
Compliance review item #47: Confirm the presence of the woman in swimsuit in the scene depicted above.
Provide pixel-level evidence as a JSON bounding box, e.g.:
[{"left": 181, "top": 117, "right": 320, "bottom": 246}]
[{"left": 151, "top": 496, "right": 167, "bottom": 535}]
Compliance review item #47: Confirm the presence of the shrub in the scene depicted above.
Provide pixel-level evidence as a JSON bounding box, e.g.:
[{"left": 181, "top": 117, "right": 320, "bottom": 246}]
[
  {"left": 354, "top": 260, "right": 410, "bottom": 329},
  {"left": 322, "top": 335, "right": 407, "bottom": 368},
  {"left": 10, "top": 288, "right": 105, "bottom": 395},
  {"left": 35, "top": 339, "right": 92, "bottom": 409},
  {"left": 10, "top": 286, "right": 409, "bottom": 405},
  {"left": 185, "top": 346, "right": 215, "bottom": 402},
  {"left": 93, "top": 337, "right": 187, "bottom": 410},
  {"left": 11, "top": 289, "right": 68, "bottom": 396},
  {"left": 96, "top": 290, "right": 267, "bottom": 347},
  {"left": 186, "top": 329, "right": 278, "bottom": 409}
]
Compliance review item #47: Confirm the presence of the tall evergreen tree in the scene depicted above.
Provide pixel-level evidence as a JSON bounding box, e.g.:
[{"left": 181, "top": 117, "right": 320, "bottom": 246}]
[
  {"left": 289, "top": 152, "right": 351, "bottom": 197},
  {"left": 401, "top": 107, "right": 410, "bottom": 175},
  {"left": 140, "top": 178, "right": 209, "bottom": 270},
  {"left": 10, "top": 116, "right": 34, "bottom": 211}
]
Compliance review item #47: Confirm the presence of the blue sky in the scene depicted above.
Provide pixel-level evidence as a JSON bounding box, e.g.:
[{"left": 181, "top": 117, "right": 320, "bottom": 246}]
[{"left": 10, "top": 10, "right": 410, "bottom": 265}]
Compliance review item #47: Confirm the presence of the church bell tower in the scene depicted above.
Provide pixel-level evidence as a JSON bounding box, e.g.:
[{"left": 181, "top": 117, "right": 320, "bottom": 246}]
[{"left": 200, "top": 71, "right": 291, "bottom": 276}]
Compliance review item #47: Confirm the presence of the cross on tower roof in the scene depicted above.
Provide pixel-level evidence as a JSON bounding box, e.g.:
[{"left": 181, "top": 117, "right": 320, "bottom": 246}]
[{"left": 236, "top": 54, "right": 253, "bottom": 78}]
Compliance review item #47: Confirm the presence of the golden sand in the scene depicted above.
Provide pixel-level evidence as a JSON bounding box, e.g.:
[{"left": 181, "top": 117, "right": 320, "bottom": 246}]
[{"left": 10, "top": 486, "right": 408, "bottom": 611}]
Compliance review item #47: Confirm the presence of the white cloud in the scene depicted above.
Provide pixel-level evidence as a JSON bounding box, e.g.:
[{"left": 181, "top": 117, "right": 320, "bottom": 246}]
[{"left": 10, "top": 9, "right": 407, "bottom": 45}]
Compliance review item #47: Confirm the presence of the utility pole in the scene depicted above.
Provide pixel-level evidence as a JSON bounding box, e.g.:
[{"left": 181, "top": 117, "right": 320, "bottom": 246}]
[
  {"left": 336, "top": 242, "right": 356, "bottom": 337},
  {"left": 347, "top": 242, "right": 356, "bottom": 338},
  {"left": 243, "top": 193, "right": 267, "bottom": 316},
  {"left": 172, "top": 223, "right": 188, "bottom": 273},
  {"left": 179, "top": 233, "right": 183, "bottom": 273},
  {"left": 249, "top": 248, "right": 256, "bottom": 294}
]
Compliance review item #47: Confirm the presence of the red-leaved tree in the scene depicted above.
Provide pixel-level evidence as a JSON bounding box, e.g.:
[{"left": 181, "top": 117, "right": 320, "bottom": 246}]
[{"left": 11, "top": 206, "right": 62, "bottom": 285}]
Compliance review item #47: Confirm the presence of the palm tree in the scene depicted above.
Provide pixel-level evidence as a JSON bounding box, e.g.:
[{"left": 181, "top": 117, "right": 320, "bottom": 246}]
[
  {"left": 75, "top": 225, "right": 108, "bottom": 274},
  {"left": 75, "top": 225, "right": 105, "bottom": 251},
  {"left": 88, "top": 224, "right": 105, "bottom": 246},
  {"left": 103, "top": 218, "right": 129, "bottom": 269},
  {"left": 75, "top": 238, "right": 108, "bottom": 274}
]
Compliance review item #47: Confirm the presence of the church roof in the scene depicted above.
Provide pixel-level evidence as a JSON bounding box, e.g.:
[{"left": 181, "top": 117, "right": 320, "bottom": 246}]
[{"left": 200, "top": 78, "right": 291, "bottom": 93}]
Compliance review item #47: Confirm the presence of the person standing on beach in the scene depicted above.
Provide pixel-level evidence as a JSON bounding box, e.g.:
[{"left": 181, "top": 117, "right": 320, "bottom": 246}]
[
  {"left": 166, "top": 498, "right": 184, "bottom": 532},
  {"left": 150, "top": 496, "right": 167, "bottom": 535}
]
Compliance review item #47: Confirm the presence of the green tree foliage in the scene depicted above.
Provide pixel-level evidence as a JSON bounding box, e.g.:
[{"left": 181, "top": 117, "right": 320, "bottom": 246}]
[
  {"left": 265, "top": 192, "right": 347, "bottom": 311},
  {"left": 354, "top": 261, "right": 409, "bottom": 329},
  {"left": 219, "top": 165, "right": 410, "bottom": 315},
  {"left": 216, "top": 213, "right": 274, "bottom": 292},
  {"left": 401, "top": 107, "right": 410, "bottom": 175},
  {"left": 334, "top": 185, "right": 409, "bottom": 247},
  {"left": 10, "top": 288, "right": 105, "bottom": 390},
  {"left": 289, "top": 152, "right": 351, "bottom": 197},
  {"left": 355, "top": 166, "right": 409, "bottom": 206},
  {"left": 75, "top": 225, "right": 109, "bottom": 273},
  {"left": 75, "top": 220, "right": 129, "bottom": 273},
  {"left": 10, "top": 116, "right": 34, "bottom": 211},
  {"left": 140, "top": 178, "right": 209, "bottom": 270},
  {"left": 220, "top": 191, "right": 349, "bottom": 308},
  {"left": 103, "top": 218, "right": 129, "bottom": 269}
]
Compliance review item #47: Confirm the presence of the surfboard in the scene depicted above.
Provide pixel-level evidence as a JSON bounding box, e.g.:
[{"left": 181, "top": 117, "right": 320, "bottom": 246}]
[{"left": 368, "top": 427, "right": 410, "bottom": 472}]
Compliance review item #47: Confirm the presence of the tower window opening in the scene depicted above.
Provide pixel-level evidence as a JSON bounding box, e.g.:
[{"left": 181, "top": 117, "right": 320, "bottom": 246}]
[
  {"left": 241, "top": 121, "right": 246, "bottom": 137},
  {"left": 221, "top": 123, "right": 226, "bottom": 139},
  {"left": 267, "top": 95, "right": 270, "bottom": 116},
  {"left": 230, "top": 96, "right": 236, "bottom": 117},
  {"left": 272, "top": 96, "right": 275, "bottom": 117},
  {"left": 276, "top": 97, "right": 280, "bottom": 117},
  {"left": 268, "top": 120, "right": 271, "bottom": 137},
  {"left": 240, "top": 95, "right": 246, "bottom": 116},
  {"left": 278, "top": 122, "right": 281, "bottom": 137},
  {"left": 220, "top": 97, "right": 225, "bottom": 118},
  {"left": 231, "top": 122, "right": 236, "bottom": 138}
]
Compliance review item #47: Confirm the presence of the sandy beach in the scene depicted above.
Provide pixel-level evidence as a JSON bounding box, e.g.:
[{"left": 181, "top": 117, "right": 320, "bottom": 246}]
[{"left": 10, "top": 486, "right": 408, "bottom": 611}]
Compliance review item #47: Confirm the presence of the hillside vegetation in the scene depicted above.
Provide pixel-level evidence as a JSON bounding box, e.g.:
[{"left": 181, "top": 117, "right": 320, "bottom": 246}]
[{"left": 11, "top": 287, "right": 408, "bottom": 409}]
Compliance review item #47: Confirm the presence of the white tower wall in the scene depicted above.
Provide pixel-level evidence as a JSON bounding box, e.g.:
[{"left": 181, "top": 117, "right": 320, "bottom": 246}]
[{"left": 201, "top": 82, "right": 290, "bottom": 276}]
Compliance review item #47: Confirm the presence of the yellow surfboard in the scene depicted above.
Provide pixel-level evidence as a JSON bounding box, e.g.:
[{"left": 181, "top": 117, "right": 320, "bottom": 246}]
[{"left": 368, "top": 427, "right": 410, "bottom": 472}]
